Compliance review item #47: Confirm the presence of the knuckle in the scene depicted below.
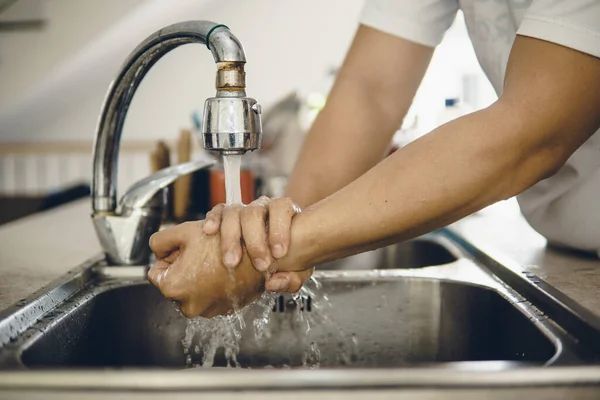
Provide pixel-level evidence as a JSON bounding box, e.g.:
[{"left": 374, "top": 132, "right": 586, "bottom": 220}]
[
  {"left": 271, "top": 197, "right": 296, "bottom": 214},
  {"left": 179, "top": 302, "right": 199, "bottom": 318},
  {"left": 246, "top": 241, "right": 267, "bottom": 257},
  {"left": 205, "top": 210, "right": 215, "bottom": 219},
  {"left": 223, "top": 204, "right": 243, "bottom": 218},
  {"left": 206, "top": 204, "right": 224, "bottom": 217},
  {"left": 252, "top": 196, "right": 270, "bottom": 207},
  {"left": 240, "top": 206, "right": 253, "bottom": 219},
  {"left": 148, "top": 233, "right": 158, "bottom": 250},
  {"left": 243, "top": 203, "right": 266, "bottom": 217}
]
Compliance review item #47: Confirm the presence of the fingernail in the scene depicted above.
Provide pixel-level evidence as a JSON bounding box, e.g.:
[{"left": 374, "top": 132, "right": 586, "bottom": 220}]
[
  {"left": 272, "top": 244, "right": 285, "bottom": 258},
  {"left": 224, "top": 251, "right": 237, "bottom": 268},
  {"left": 204, "top": 220, "right": 214, "bottom": 231},
  {"left": 253, "top": 258, "right": 270, "bottom": 271},
  {"left": 267, "top": 277, "right": 289, "bottom": 292}
]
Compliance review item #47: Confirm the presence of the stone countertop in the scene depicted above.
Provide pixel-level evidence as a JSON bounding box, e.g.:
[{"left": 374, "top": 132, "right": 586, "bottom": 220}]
[
  {"left": 0, "top": 199, "right": 99, "bottom": 309},
  {"left": 450, "top": 199, "right": 600, "bottom": 316},
  {"left": 0, "top": 198, "right": 599, "bottom": 317}
]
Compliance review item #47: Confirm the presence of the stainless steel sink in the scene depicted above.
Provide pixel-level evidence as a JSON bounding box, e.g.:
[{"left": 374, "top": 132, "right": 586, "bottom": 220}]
[
  {"left": 0, "top": 230, "right": 598, "bottom": 374},
  {"left": 318, "top": 234, "right": 458, "bottom": 270},
  {"left": 189, "top": 274, "right": 559, "bottom": 368},
  {"left": 5, "top": 273, "right": 556, "bottom": 369}
]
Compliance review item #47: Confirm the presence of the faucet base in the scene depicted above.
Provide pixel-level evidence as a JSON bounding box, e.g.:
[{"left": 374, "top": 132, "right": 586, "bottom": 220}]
[{"left": 93, "top": 209, "right": 162, "bottom": 266}]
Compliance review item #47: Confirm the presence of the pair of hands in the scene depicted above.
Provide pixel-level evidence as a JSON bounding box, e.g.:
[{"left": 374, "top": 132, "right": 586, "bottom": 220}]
[{"left": 147, "top": 197, "right": 313, "bottom": 318}]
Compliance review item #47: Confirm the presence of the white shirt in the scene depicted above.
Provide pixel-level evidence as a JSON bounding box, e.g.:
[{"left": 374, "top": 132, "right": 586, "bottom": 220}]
[{"left": 360, "top": 0, "right": 600, "bottom": 254}]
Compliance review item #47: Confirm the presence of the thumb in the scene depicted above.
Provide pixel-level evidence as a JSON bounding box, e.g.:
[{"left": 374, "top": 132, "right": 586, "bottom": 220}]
[{"left": 149, "top": 224, "right": 189, "bottom": 259}]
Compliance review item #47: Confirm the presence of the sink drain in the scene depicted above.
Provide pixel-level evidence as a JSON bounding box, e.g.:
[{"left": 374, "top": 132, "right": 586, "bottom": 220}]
[{"left": 272, "top": 295, "right": 312, "bottom": 313}]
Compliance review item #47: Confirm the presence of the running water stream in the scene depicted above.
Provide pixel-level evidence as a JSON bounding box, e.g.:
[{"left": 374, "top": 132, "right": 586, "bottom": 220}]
[
  {"left": 223, "top": 154, "right": 242, "bottom": 205},
  {"left": 182, "top": 153, "right": 250, "bottom": 368},
  {"left": 181, "top": 155, "right": 353, "bottom": 368}
]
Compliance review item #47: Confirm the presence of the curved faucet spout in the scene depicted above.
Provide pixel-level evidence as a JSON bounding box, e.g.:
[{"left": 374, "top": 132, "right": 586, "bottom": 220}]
[
  {"left": 91, "top": 21, "right": 262, "bottom": 265},
  {"left": 92, "top": 21, "right": 248, "bottom": 214}
]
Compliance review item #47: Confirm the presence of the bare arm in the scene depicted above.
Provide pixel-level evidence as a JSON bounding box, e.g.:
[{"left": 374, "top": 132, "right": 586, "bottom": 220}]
[
  {"left": 202, "top": 25, "right": 433, "bottom": 290},
  {"left": 286, "top": 25, "right": 434, "bottom": 208},
  {"left": 280, "top": 36, "right": 600, "bottom": 271},
  {"left": 149, "top": 36, "right": 600, "bottom": 315}
]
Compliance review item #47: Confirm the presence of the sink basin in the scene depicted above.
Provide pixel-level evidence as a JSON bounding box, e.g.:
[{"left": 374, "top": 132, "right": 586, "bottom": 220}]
[
  {"left": 319, "top": 234, "right": 458, "bottom": 270},
  {"left": 233, "top": 278, "right": 555, "bottom": 368},
  {"left": 0, "top": 231, "right": 594, "bottom": 372},
  {"left": 14, "top": 272, "right": 558, "bottom": 369},
  {"left": 20, "top": 282, "right": 186, "bottom": 368}
]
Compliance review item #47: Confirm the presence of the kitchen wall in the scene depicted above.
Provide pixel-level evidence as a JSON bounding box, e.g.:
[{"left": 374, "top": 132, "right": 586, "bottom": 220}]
[
  {"left": 0, "top": 0, "right": 495, "bottom": 143},
  {"left": 0, "top": 0, "right": 146, "bottom": 108},
  {"left": 0, "top": 0, "right": 496, "bottom": 195},
  {"left": 0, "top": 0, "right": 365, "bottom": 142}
]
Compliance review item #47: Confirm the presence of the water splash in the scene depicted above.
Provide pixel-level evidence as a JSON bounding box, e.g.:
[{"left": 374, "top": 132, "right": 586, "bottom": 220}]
[
  {"left": 297, "top": 278, "right": 359, "bottom": 367},
  {"left": 182, "top": 277, "right": 360, "bottom": 369},
  {"left": 182, "top": 293, "right": 276, "bottom": 368},
  {"left": 302, "top": 342, "right": 321, "bottom": 368}
]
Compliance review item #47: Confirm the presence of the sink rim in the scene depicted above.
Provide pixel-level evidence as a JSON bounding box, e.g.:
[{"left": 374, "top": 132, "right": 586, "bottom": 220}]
[
  {"left": 0, "top": 262, "right": 576, "bottom": 370},
  {"left": 0, "top": 366, "right": 600, "bottom": 391},
  {"left": 0, "top": 233, "right": 465, "bottom": 349},
  {"left": 0, "top": 229, "right": 598, "bottom": 371}
]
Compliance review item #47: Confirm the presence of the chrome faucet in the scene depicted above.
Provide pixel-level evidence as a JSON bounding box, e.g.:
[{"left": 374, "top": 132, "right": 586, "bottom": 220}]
[{"left": 91, "top": 21, "right": 263, "bottom": 265}]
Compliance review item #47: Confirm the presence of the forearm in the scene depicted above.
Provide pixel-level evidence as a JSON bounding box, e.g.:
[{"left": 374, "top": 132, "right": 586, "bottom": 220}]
[
  {"left": 280, "top": 103, "right": 563, "bottom": 271},
  {"left": 285, "top": 75, "right": 402, "bottom": 208},
  {"left": 286, "top": 26, "right": 433, "bottom": 208},
  {"left": 279, "top": 35, "right": 600, "bottom": 272}
]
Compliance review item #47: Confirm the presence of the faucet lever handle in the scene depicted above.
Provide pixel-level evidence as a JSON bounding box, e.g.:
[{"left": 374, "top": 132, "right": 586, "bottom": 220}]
[{"left": 119, "top": 156, "right": 216, "bottom": 211}]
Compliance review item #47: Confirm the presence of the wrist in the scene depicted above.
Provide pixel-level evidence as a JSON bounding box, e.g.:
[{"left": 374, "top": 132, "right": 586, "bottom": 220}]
[{"left": 275, "top": 208, "right": 321, "bottom": 272}]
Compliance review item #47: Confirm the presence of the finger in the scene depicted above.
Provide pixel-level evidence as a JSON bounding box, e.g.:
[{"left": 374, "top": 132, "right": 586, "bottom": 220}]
[
  {"left": 220, "top": 204, "right": 244, "bottom": 269},
  {"left": 149, "top": 223, "right": 190, "bottom": 259},
  {"left": 241, "top": 197, "right": 271, "bottom": 272},
  {"left": 179, "top": 301, "right": 205, "bottom": 319},
  {"left": 203, "top": 204, "right": 225, "bottom": 235},
  {"left": 147, "top": 263, "right": 168, "bottom": 289},
  {"left": 147, "top": 265, "right": 160, "bottom": 287},
  {"left": 266, "top": 268, "right": 313, "bottom": 293},
  {"left": 148, "top": 261, "right": 186, "bottom": 300},
  {"left": 268, "top": 198, "right": 299, "bottom": 259},
  {"left": 285, "top": 267, "right": 314, "bottom": 293}
]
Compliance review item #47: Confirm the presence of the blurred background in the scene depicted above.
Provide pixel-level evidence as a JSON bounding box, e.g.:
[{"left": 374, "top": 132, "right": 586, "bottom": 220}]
[{"left": 0, "top": 0, "right": 498, "bottom": 225}]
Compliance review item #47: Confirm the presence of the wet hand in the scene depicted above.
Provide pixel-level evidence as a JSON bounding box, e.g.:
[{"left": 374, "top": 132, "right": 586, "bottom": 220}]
[
  {"left": 202, "top": 196, "right": 313, "bottom": 292},
  {"left": 147, "top": 221, "right": 265, "bottom": 318}
]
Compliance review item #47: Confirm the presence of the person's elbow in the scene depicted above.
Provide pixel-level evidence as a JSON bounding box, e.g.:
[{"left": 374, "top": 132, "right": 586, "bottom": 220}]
[{"left": 490, "top": 100, "right": 584, "bottom": 199}]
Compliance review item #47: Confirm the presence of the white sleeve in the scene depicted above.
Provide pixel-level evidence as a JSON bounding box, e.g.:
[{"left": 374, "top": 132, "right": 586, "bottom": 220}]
[
  {"left": 517, "top": 0, "right": 600, "bottom": 58},
  {"left": 359, "top": 0, "right": 459, "bottom": 48}
]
